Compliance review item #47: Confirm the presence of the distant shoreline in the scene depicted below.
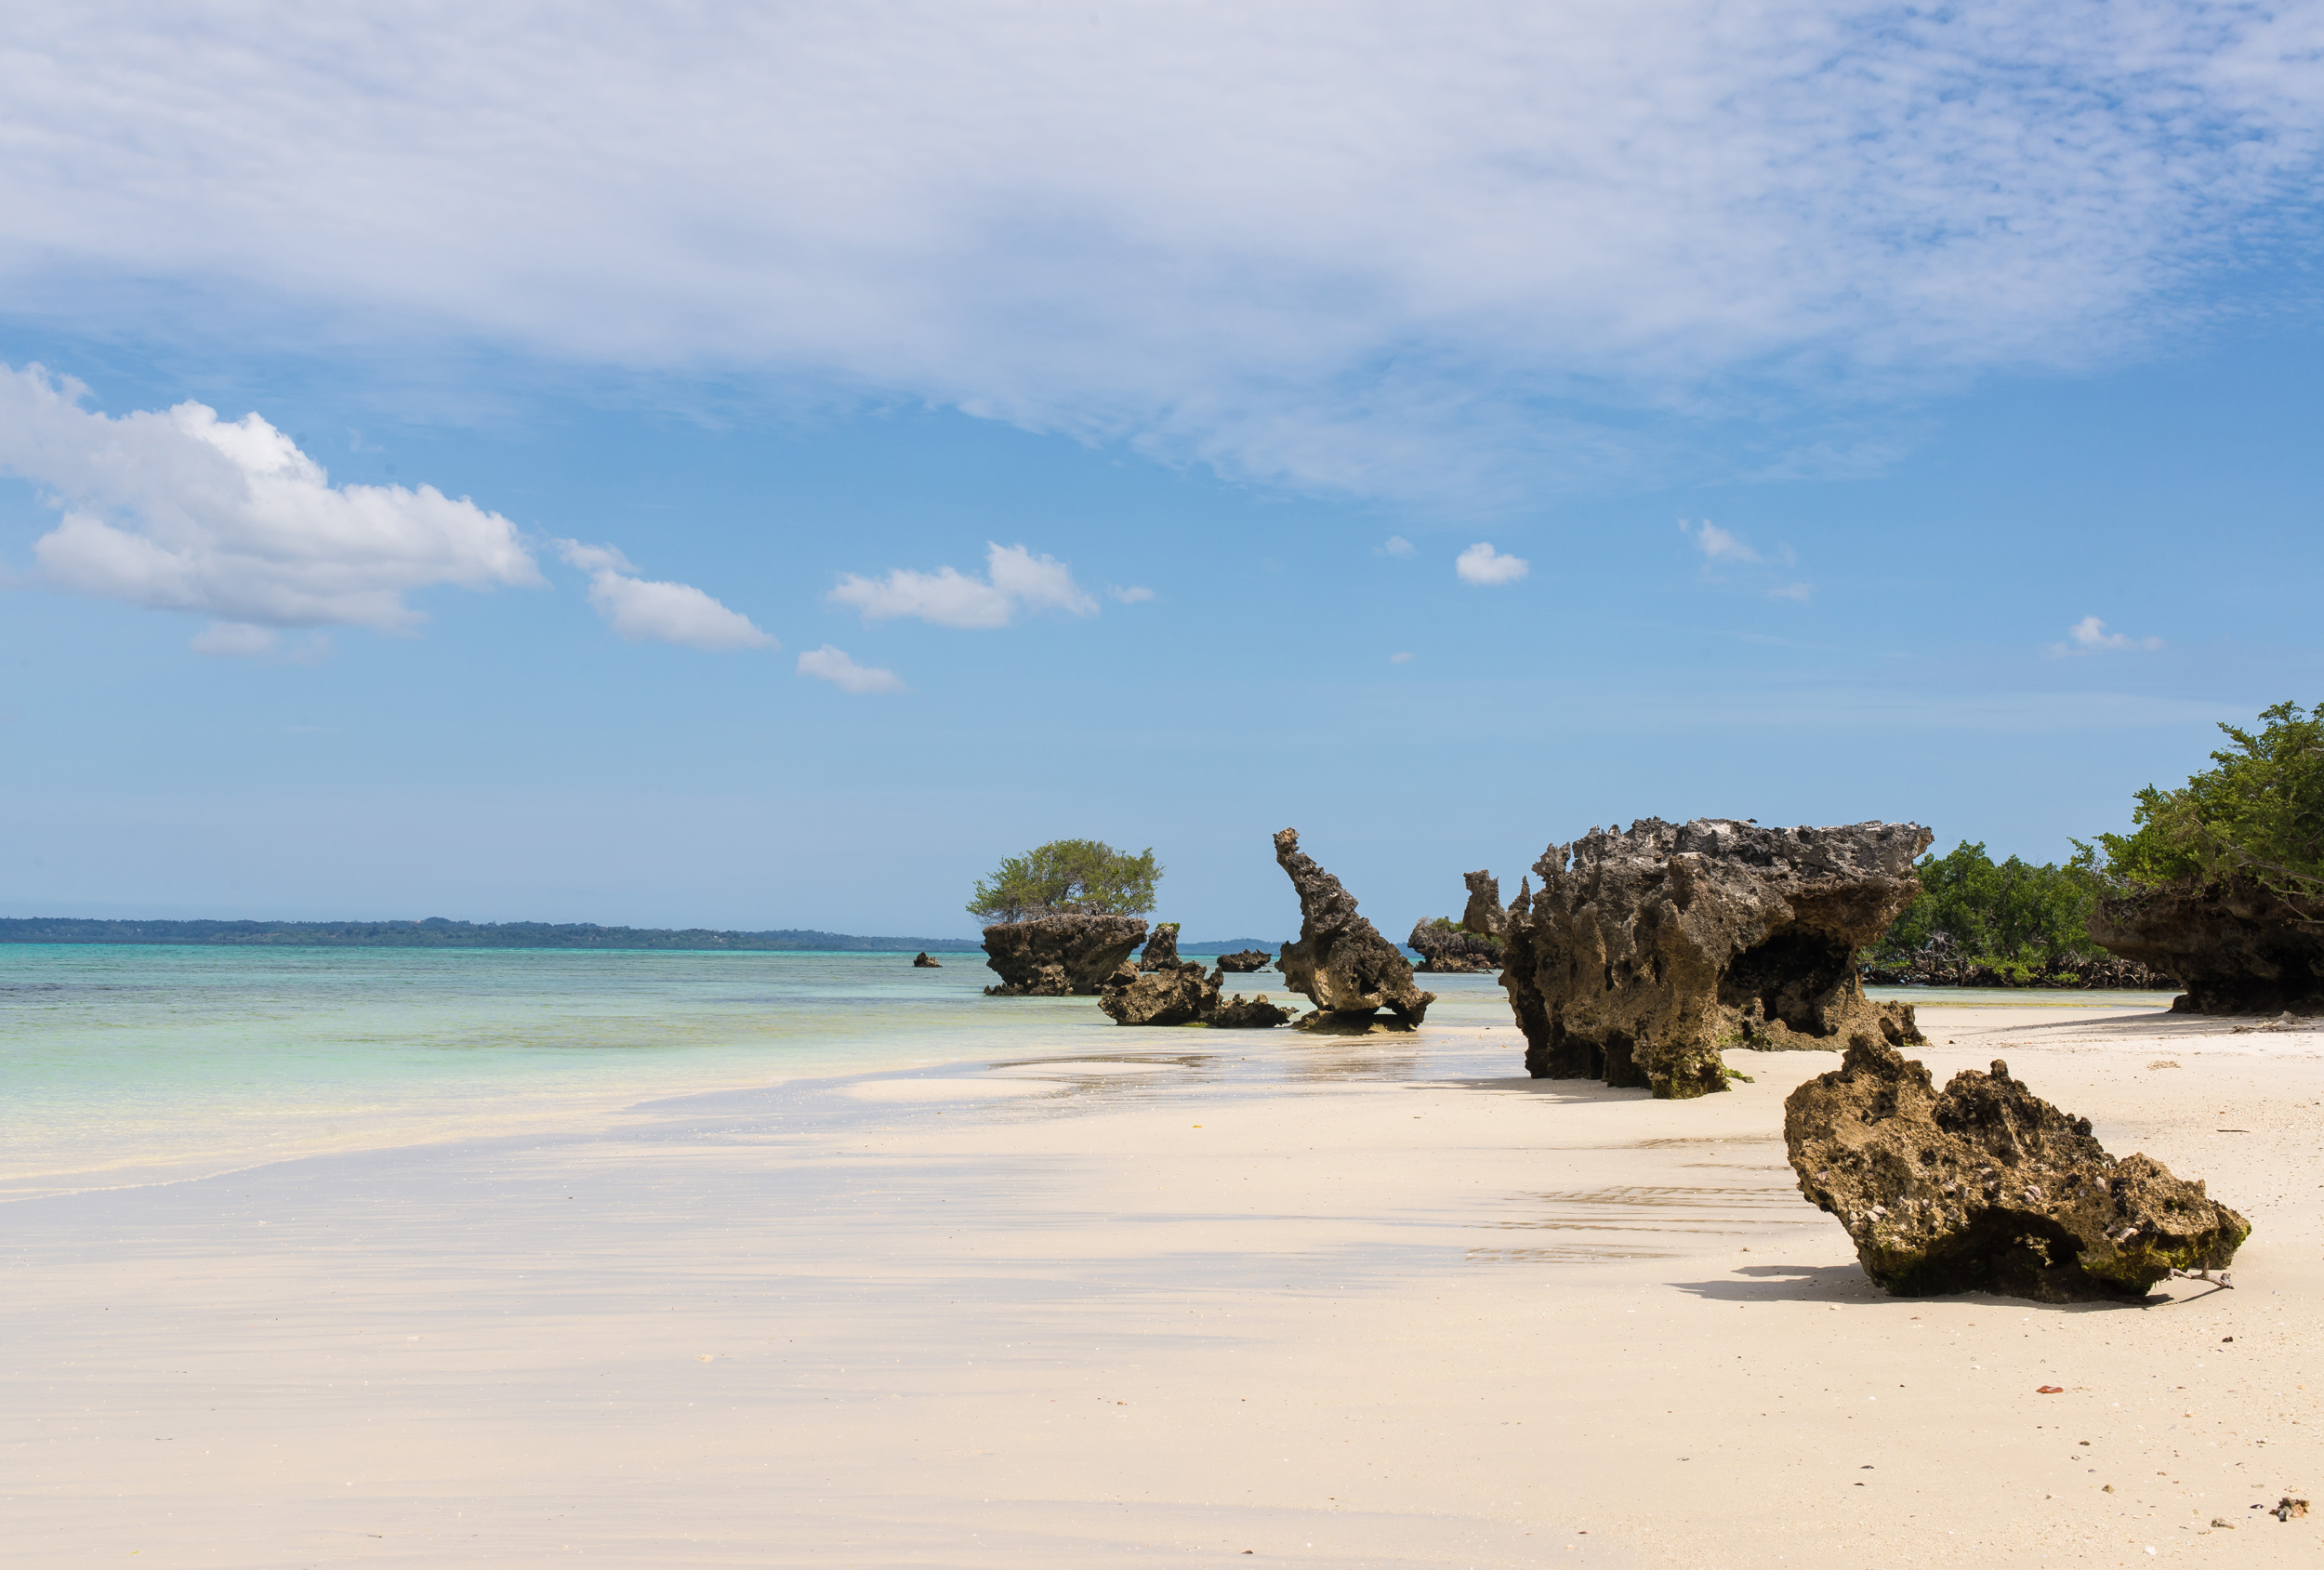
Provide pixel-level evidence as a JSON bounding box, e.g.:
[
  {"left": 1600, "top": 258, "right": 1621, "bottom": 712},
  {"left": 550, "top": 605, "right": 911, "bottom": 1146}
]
[{"left": 0, "top": 917, "right": 986, "bottom": 953}]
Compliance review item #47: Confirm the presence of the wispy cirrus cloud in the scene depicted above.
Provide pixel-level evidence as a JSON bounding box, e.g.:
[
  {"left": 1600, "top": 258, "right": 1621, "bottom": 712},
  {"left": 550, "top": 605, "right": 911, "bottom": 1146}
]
[
  {"left": 829, "top": 543, "right": 1098, "bottom": 629},
  {"left": 2, "top": 5, "right": 2320, "bottom": 501}
]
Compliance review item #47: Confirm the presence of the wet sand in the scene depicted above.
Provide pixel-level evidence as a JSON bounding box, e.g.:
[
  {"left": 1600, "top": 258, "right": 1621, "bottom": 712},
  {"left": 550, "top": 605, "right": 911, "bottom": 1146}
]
[{"left": 5, "top": 1005, "right": 2319, "bottom": 1567}]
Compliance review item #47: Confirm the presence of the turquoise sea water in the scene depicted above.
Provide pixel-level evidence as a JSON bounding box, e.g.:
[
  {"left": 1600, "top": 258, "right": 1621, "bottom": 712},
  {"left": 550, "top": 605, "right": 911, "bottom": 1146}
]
[{"left": 0, "top": 944, "right": 1519, "bottom": 1200}]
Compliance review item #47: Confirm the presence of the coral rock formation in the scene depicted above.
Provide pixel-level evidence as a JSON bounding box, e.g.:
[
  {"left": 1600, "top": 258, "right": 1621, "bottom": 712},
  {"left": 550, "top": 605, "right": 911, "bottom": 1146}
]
[
  {"left": 1786, "top": 1036, "right": 2250, "bottom": 1300},
  {"left": 1459, "top": 870, "right": 1506, "bottom": 937},
  {"left": 1098, "top": 961, "right": 1294, "bottom": 1028},
  {"left": 982, "top": 914, "right": 1149, "bottom": 996},
  {"left": 1499, "top": 818, "right": 1930, "bottom": 1098},
  {"left": 1216, "top": 948, "right": 1273, "bottom": 972},
  {"left": 2090, "top": 879, "right": 2324, "bottom": 1014},
  {"left": 1406, "top": 918, "right": 1502, "bottom": 973},
  {"left": 912, "top": 951, "right": 942, "bottom": 968},
  {"left": 1138, "top": 923, "right": 1182, "bottom": 971},
  {"left": 1273, "top": 828, "right": 1434, "bottom": 1029}
]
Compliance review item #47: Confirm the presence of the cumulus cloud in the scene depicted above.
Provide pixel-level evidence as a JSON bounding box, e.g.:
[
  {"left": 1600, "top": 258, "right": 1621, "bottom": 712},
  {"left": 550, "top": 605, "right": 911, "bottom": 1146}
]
[
  {"left": 0, "top": 364, "right": 540, "bottom": 629},
  {"left": 1378, "top": 535, "right": 1416, "bottom": 558},
  {"left": 797, "top": 644, "right": 905, "bottom": 693},
  {"left": 829, "top": 542, "right": 1098, "bottom": 628},
  {"left": 2, "top": 6, "right": 2321, "bottom": 499},
  {"left": 2049, "top": 615, "right": 2164, "bottom": 656},
  {"left": 1684, "top": 520, "right": 1763, "bottom": 565},
  {"left": 556, "top": 541, "right": 775, "bottom": 651},
  {"left": 1455, "top": 543, "right": 1528, "bottom": 586},
  {"left": 1107, "top": 584, "right": 1155, "bottom": 604}
]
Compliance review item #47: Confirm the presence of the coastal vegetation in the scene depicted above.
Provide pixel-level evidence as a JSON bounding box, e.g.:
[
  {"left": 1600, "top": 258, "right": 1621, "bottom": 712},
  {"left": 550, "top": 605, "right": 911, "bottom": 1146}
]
[
  {"left": 1869, "top": 840, "right": 2108, "bottom": 980},
  {"left": 2086, "top": 699, "right": 2324, "bottom": 900},
  {"left": 965, "top": 838, "right": 1161, "bottom": 923}
]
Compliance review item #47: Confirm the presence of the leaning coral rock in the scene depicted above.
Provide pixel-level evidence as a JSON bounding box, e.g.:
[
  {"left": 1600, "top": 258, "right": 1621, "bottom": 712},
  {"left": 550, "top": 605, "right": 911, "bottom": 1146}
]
[
  {"left": 1499, "top": 818, "right": 1930, "bottom": 1098},
  {"left": 1216, "top": 948, "right": 1273, "bottom": 973},
  {"left": 1099, "top": 959, "right": 1219, "bottom": 1025},
  {"left": 2090, "top": 877, "right": 2324, "bottom": 1015},
  {"left": 1138, "top": 923, "right": 1182, "bottom": 971},
  {"left": 1274, "top": 828, "right": 1434, "bottom": 1028},
  {"left": 983, "top": 914, "right": 1149, "bottom": 996},
  {"left": 1785, "top": 1036, "right": 2250, "bottom": 1300}
]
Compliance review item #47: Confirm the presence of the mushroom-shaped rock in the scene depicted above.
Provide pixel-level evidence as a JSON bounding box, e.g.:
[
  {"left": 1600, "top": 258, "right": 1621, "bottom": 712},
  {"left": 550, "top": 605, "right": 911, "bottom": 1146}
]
[
  {"left": 2090, "top": 878, "right": 2324, "bottom": 1015},
  {"left": 1499, "top": 818, "right": 1930, "bottom": 1098},
  {"left": 1273, "top": 828, "right": 1435, "bottom": 1028},
  {"left": 982, "top": 914, "right": 1149, "bottom": 996},
  {"left": 1786, "top": 1036, "right": 2249, "bottom": 1300}
]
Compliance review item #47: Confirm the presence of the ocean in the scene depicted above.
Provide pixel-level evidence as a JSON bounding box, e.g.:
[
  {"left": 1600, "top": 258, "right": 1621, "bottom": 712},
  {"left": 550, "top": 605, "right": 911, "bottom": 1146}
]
[{"left": 0, "top": 943, "right": 1521, "bottom": 1202}]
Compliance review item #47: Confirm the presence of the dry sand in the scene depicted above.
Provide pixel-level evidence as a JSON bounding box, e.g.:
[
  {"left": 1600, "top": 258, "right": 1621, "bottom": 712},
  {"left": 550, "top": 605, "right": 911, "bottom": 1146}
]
[{"left": 5, "top": 1004, "right": 2320, "bottom": 1567}]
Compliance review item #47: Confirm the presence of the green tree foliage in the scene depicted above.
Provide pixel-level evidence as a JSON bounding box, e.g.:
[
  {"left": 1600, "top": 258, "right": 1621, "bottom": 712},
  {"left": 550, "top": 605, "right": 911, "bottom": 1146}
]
[
  {"left": 2087, "top": 701, "right": 2324, "bottom": 898},
  {"left": 966, "top": 838, "right": 1162, "bottom": 923},
  {"left": 1878, "top": 841, "right": 2105, "bottom": 962}
]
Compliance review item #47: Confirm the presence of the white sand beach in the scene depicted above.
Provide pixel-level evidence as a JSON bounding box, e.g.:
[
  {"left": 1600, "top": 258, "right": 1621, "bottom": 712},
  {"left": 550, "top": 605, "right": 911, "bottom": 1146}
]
[{"left": 7, "top": 1002, "right": 2319, "bottom": 1568}]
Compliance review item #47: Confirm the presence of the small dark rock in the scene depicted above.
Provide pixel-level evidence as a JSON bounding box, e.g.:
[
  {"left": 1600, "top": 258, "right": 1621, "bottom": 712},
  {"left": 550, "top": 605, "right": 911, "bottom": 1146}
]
[
  {"left": 912, "top": 951, "right": 942, "bottom": 968},
  {"left": 1216, "top": 948, "right": 1273, "bottom": 973}
]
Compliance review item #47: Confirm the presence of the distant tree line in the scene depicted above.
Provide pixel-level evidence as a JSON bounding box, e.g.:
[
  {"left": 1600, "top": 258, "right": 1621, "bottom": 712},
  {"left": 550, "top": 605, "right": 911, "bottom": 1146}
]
[{"left": 0, "top": 917, "right": 984, "bottom": 952}]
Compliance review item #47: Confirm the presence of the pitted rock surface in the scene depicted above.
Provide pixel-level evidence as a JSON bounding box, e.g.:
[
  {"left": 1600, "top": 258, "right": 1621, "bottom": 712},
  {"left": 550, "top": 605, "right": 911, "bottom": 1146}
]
[
  {"left": 2091, "top": 878, "right": 2324, "bottom": 1015},
  {"left": 1406, "top": 918, "right": 1501, "bottom": 974},
  {"left": 1098, "top": 962, "right": 1293, "bottom": 1028},
  {"left": 982, "top": 914, "right": 1149, "bottom": 996},
  {"left": 1216, "top": 948, "right": 1273, "bottom": 973},
  {"left": 1786, "top": 1036, "right": 2249, "bottom": 1300},
  {"left": 1499, "top": 818, "right": 1929, "bottom": 1098},
  {"left": 1459, "top": 870, "right": 1506, "bottom": 937},
  {"left": 1273, "top": 828, "right": 1434, "bottom": 1028},
  {"left": 1138, "top": 924, "right": 1182, "bottom": 971}
]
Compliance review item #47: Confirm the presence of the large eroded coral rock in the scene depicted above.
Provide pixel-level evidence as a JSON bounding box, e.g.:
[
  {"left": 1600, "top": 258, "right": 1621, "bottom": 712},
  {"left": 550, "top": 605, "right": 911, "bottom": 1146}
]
[
  {"left": 1273, "top": 828, "right": 1434, "bottom": 1028},
  {"left": 1406, "top": 917, "right": 1502, "bottom": 973},
  {"left": 1459, "top": 870, "right": 1506, "bottom": 937},
  {"left": 1098, "top": 961, "right": 1294, "bottom": 1028},
  {"left": 1499, "top": 818, "right": 1930, "bottom": 1098},
  {"left": 2090, "top": 878, "right": 2324, "bottom": 1015},
  {"left": 1786, "top": 1036, "right": 2250, "bottom": 1300},
  {"left": 982, "top": 914, "right": 1149, "bottom": 996}
]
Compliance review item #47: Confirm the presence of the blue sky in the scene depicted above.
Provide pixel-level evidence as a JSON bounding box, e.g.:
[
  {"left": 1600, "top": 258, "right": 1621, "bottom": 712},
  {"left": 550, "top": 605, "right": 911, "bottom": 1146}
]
[{"left": 3, "top": 2, "right": 2322, "bottom": 939}]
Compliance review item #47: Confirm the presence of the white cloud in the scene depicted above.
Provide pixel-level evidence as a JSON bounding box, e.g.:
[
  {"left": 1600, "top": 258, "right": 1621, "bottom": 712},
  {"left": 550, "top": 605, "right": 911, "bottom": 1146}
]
[
  {"left": 830, "top": 542, "right": 1098, "bottom": 628},
  {"left": 1683, "top": 520, "right": 1763, "bottom": 565},
  {"left": 798, "top": 644, "right": 905, "bottom": 693},
  {"left": 1767, "top": 582, "right": 1813, "bottom": 602},
  {"left": 1107, "top": 584, "right": 1155, "bottom": 604},
  {"left": 1378, "top": 535, "right": 1416, "bottom": 557},
  {"left": 1, "top": 7, "right": 2319, "bottom": 499},
  {"left": 555, "top": 540, "right": 774, "bottom": 651},
  {"left": 2049, "top": 615, "right": 2164, "bottom": 656},
  {"left": 1390, "top": 651, "right": 1414, "bottom": 663},
  {"left": 0, "top": 364, "right": 540, "bottom": 629},
  {"left": 1455, "top": 543, "right": 1528, "bottom": 586},
  {"left": 189, "top": 622, "right": 280, "bottom": 658}
]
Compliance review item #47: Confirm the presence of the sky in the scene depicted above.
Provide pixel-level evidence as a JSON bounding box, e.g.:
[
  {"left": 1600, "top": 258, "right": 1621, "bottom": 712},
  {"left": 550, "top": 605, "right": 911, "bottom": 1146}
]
[{"left": 4, "top": 1, "right": 2323, "bottom": 941}]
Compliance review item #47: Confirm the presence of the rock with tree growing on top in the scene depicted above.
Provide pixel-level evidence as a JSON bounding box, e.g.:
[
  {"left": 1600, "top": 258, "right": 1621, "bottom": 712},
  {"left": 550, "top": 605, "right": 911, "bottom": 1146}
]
[{"left": 972, "top": 838, "right": 1160, "bottom": 997}]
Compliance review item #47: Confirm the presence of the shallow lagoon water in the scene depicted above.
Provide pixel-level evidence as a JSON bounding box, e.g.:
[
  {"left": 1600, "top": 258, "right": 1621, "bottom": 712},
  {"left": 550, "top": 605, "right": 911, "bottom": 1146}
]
[{"left": 0, "top": 943, "right": 1518, "bottom": 1199}]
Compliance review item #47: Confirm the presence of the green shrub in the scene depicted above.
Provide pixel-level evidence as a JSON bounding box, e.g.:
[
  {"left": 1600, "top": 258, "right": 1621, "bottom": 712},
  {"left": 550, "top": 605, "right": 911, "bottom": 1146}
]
[
  {"left": 1878, "top": 840, "right": 2106, "bottom": 963},
  {"left": 2085, "top": 700, "right": 2324, "bottom": 900},
  {"left": 967, "top": 839, "right": 1162, "bottom": 924}
]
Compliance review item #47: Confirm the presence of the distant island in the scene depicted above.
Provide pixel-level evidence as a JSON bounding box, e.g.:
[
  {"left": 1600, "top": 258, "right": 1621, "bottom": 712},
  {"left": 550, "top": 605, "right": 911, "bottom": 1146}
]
[{"left": 0, "top": 917, "right": 984, "bottom": 953}]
